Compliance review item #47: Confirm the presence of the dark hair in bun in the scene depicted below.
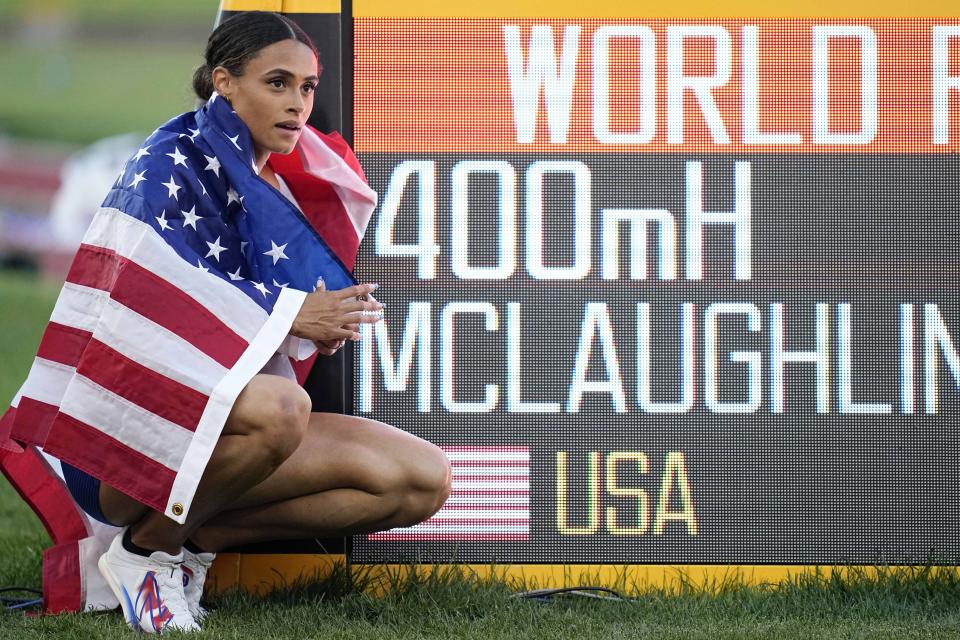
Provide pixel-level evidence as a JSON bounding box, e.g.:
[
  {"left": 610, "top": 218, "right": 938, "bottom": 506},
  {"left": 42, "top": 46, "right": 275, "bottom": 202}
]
[{"left": 192, "top": 11, "right": 318, "bottom": 101}]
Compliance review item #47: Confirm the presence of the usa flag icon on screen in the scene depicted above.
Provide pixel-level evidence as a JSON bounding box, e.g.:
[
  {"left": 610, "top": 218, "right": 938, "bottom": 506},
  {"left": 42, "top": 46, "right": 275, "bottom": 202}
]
[{"left": 369, "top": 446, "right": 530, "bottom": 541}]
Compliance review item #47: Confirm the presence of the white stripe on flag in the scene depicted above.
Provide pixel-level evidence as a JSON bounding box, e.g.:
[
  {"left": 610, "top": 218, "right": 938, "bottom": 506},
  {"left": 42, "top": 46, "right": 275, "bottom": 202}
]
[
  {"left": 59, "top": 375, "right": 189, "bottom": 472},
  {"left": 380, "top": 524, "right": 529, "bottom": 534},
  {"left": 50, "top": 282, "right": 109, "bottom": 333},
  {"left": 297, "top": 128, "right": 376, "bottom": 238},
  {"left": 450, "top": 466, "right": 529, "bottom": 476},
  {"left": 451, "top": 481, "right": 528, "bottom": 491},
  {"left": 16, "top": 357, "right": 75, "bottom": 407},
  {"left": 426, "top": 510, "right": 529, "bottom": 520},
  {"left": 442, "top": 495, "right": 529, "bottom": 506},
  {"left": 444, "top": 451, "right": 529, "bottom": 462}
]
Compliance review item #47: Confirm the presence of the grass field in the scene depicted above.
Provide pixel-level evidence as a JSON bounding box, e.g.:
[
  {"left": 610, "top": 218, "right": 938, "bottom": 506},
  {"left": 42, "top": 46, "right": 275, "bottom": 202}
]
[
  {"left": 0, "top": 0, "right": 217, "bottom": 144},
  {"left": 2, "top": 269, "right": 960, "bottom": 639}
]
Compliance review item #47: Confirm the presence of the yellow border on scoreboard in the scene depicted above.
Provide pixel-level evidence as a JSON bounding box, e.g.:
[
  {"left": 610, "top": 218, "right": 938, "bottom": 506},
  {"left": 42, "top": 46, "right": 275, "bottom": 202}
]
[
  {"left": 220, "top": 0, "right": 341, "bottom": 13},
  {"left": 205, "top": 554, "right": 959, "bottom": 596},
  {"left": 353, "top": 0, "right": 958, "bottom": 17}
]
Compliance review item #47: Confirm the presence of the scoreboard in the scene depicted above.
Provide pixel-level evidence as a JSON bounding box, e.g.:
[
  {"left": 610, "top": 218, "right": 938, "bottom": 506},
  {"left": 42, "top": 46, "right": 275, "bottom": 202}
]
[{"left": 349, "top": 0, "right": 960, "bottom": 566}]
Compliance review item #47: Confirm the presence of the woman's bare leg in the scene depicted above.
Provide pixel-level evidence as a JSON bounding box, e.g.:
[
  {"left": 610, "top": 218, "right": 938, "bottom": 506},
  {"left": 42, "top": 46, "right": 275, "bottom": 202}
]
[
  {"left": 190, "top": 413, "right": 452, "bottom": 552},
  {"left": 98, "top": 373, "right": 451, "bottom": 553}
]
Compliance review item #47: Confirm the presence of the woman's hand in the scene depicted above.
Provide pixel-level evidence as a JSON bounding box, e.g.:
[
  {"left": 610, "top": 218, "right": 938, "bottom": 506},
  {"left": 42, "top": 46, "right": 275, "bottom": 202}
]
[
  {"left": 312, "top": 290, "right": 379, "bottom": 355},
  {"left": 290, "top": 282, "right": 383, "bottom": 344}
]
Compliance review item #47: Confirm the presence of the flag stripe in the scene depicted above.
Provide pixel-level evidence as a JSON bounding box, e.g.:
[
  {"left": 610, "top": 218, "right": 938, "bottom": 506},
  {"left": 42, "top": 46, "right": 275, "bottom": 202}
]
[
  {"left": 443, "top": 446, "right": 528, "bottom": 452},
  {"left": 83, "top": 207, "right": 269, "bottom": 341},
  {"left": 372, "top": 445, "right": 530, "bottom": 542},
  {"left": 42, "top": 413, "right": 175, "bottom": 514},
  {"left": 443, "top": 493, "right": 529, "bottom": 504},
  {"left": 448, "top": 475, "right": 529, "bottom": 482},
  {"left": 368, "top": 534, "right": 529, "bottom": 541},
  {"left": 68, "top": 245, "right": 247, "bottom": 368},
  {"left": 95, "top": 294, "right": 224, "bottom": 394},
  {"left": 422, "top": 510, "right": 529, "bottom": 519},
  {"left": 16, "top": 358, "right": 74, "bottom": 407},
  {"left": 420, "top": 518, "right": 529, "bottom": 526},
  {"left": 49, "top": 283, "right": 106, "bottom": 334},
  {"left": 59, "top": 376, "right": 194, "bottom": 471},
  {"left": 440, "top": 504, "right": 529, "bottom": 511},
  {"left": 76, "top": 339, "right": 207, "bottom": 431},
  {"left": 444, "top": 451, "right": 529, "bottom": 462},
  {"left": 449, "top": 460, "right": 528, "bottom": 468},
  {"left": 381, "top": 524, "right": 529, "bottom": 533},
  {"left": 36, "top": 323, "right": 91, "bottom": 368},
  {"left": 451, "top": 481, "right": 528, "bottom": 491},
  {"left": 10, "top": 398, "right": 59, "bottom": 447}
]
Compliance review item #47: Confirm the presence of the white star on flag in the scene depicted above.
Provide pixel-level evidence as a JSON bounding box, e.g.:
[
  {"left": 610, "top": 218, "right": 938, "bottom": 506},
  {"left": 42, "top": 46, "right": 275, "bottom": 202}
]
[
  {"left": 205, "top": 236, "right": 227, "bottom": 261},
  {"left": 133, "top": 146, "right": 151, "bottom": 161},
  {"left": 226, "top": 133, "right": 242, "bottom": 150},
  {"left": 166, "top": 147, "right": 188, "bottom": 167},
  {"left": 252, "top": 281, "right": 271, "bottom": 297},
  {"left": 227, "top": 266, "right": 244, "bottom": 281},
  {"left": 203, "top": 154, "right": 221, "bottom": 177},
  {"left": 263, "top": 240, "right": 289, "bottom": 265},
  {"left": 155, "top": 211, "right": 171, "bottom": 231},
  {"left": 162, "top": 176, "right": 181, "bottom": 200},
  {"left": 226, "top": 188, "right": 240, "bottom": 206},
  {"left": 196, "top": 260, "right": 209, "bottom": 272},
  {"left": 272, "top": 279, "right": 289, "bottom": 289},
  {"left": 181, "top": 205, "right": 201, "bottom": 230},
  {"left": 129, "top": 170, "right": 147, "bottom": 188},
  {"left": 197, "top": 179, "right": 208, "bottom": 196},
  {"left": 179, "top": 128, "right": 200, "bottom": 141}
]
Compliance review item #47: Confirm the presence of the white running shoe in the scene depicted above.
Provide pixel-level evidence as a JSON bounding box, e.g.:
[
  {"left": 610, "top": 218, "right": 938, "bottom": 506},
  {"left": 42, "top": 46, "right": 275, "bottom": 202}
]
[
  {"left": 181, "top": 548, "right": 216, "bottom": 622},
  {"left": 97, "top": 529, "right": 199, "bottom": 634}
]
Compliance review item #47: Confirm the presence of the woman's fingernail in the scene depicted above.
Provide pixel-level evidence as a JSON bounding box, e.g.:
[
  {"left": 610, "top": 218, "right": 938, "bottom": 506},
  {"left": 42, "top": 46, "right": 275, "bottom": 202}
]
[{"left": 371, "top": 283, "right": 380, "bottom": 290}]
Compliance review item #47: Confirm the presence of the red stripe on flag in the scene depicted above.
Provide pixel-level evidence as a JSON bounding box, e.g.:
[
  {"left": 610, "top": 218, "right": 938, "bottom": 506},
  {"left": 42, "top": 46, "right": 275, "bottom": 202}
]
[
  {"left": 76, "top": 339, "right": 207, "bottom": 432},
  {"left": 0, "top": 441, "right": 89, "bottom": 544},
  {"left": 68, "top": 245, "right": 247, "bottom": 368},
  {"left": 449, "top": 489, "right": 529, "bottom": 496},
  {"left": 42, "top": 412, "right": 176, "bottom": 513},
  {"left": 440, "top": 504, "right": 528, "bottom": 511},
  {"left": 66, "top": 244, "right": 119, "bottom": 290},
  {"left": 419, "top": 518, "right": 529, "bottom": 526},
  {"left": 449, "top": 460, "right": 528, "bottom": 467},
  {"left": 10, "top": 397, "right": 59, "bottom": 447},
  {"left": 368, "top": 534, "right": 529, "bottom": 541},
  {"left": 42, "top": 541, "right": 82, "bottom": 614},
  {"left": 36, "top": 323, "right": 91, "bottom": 368},
  {"left": 449, "top": 475, "right": 529, "bottom": 482},
  {"left": 441, "top": 446, "right": 529, "bottom": 453}
]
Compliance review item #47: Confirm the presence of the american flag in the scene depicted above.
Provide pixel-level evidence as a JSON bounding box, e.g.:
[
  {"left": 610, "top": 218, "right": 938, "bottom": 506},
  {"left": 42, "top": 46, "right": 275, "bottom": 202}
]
[
  {"left": 369, "top": 446, "right": 530, "bottom": 541},
  {"left": 0, "top": 93, "right": 376, "bottom": 528}
]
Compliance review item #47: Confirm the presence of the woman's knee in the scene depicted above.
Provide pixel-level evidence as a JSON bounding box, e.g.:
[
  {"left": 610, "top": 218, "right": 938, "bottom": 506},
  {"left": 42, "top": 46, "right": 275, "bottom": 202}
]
[
  {"left": 228, "top": 375, "right": 311, "bottom": 464},
  {"left": 394, "top": 443, "right": 451, "bottom": 525}
]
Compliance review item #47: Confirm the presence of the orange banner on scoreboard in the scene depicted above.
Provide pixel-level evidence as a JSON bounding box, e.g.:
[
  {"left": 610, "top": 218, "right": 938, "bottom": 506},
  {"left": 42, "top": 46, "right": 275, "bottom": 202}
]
[{"left": 354, "top": 19, "right": 960, "bottom": 153}]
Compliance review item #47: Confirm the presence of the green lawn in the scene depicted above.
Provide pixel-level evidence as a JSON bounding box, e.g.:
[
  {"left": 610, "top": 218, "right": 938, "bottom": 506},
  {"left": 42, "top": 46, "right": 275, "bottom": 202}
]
[
  {"left": 0, "top": 0, "right": 215, "bottom": 30},
  {"left": 0, "top": 0, "right": 218, "bottom": 144},
  {"left": 2, "top": 269, "right": 960, "bottom": 639},
  {"left": 0, "top": 42, "right": 204, "bottom": 144}
]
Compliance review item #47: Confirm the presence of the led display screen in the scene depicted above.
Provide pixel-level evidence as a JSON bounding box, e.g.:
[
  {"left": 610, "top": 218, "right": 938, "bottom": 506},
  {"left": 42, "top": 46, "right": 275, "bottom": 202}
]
[{"left": 351, "top": 8, "right": 960, "bottom": 564}]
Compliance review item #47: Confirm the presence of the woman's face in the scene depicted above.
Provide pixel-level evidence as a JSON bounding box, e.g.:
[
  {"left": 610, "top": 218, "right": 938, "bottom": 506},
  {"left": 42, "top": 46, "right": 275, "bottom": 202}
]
[{"left": 212, "top": 39, "right": 319, "bottom": 166}]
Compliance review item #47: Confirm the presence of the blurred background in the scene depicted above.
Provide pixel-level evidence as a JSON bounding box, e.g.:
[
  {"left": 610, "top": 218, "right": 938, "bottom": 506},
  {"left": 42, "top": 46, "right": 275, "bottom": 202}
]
[
  {"left": 0, "top": 0, "right": 217, "bottom": 275},
  {"left": 0, "top": 0, "right": 218, "bottom": 414}
]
